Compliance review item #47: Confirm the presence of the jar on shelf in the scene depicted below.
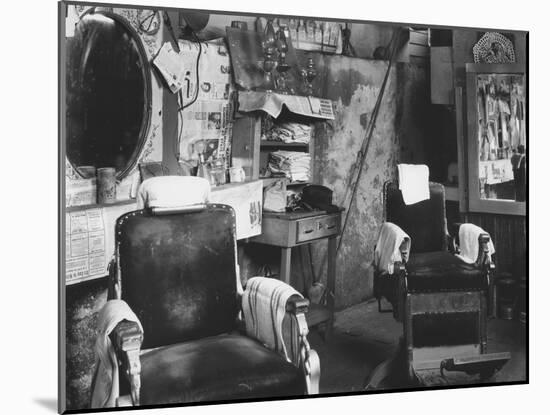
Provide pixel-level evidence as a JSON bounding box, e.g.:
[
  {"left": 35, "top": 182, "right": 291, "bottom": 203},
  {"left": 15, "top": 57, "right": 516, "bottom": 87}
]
[{"left": 209, "top": 159, "right": 227, "bottom": 186}]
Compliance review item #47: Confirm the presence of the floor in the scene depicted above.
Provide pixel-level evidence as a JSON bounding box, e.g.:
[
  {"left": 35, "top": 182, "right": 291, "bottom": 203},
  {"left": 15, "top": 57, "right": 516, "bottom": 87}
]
[{"left": 308, "top": 299, "right": 527, "bottom": 393}]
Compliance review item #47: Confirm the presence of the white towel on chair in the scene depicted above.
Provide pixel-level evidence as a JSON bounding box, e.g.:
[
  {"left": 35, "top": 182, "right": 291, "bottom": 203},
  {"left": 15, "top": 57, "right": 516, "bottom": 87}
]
[
  {"left": 91, "top": 300, "right": 143, "bottom": 408},
  {"left": 137, "top": 176, "right": 211, "bottom": 209},
  {"left": 398, "top": 164, "right": 430, "bottom": 205},
  {"left": 456, "top": 223, "right": 496, "bottom": 264},
  {"left": 373, "top": 222, "right": 411, "bottom": 274},
  {"left": 241, "top": 277, "right": 302, "bottom": 363}
]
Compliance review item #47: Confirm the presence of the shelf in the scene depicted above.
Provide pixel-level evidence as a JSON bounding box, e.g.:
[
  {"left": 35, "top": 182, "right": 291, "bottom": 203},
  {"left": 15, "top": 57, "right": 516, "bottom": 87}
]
[
  {"left": 260, "top": 140, "right": 309, "bottom": 148},
  {"left": 66, "top": 198, "right": 136, "bottom": 212},
  {"left": 260, "top": 177, "right": 309, "bottom": 187}
]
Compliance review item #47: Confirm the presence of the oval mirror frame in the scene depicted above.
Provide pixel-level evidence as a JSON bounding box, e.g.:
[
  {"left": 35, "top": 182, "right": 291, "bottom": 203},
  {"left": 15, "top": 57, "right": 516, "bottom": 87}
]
[{"left": 66, "top": 9, "right": 152, "bottom": 181}]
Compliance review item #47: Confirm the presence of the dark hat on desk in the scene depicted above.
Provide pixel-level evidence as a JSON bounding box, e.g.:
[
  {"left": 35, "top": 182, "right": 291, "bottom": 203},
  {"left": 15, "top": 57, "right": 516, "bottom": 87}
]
[{"left": 301, "top": 185, "right": 341, "bottom": 213}]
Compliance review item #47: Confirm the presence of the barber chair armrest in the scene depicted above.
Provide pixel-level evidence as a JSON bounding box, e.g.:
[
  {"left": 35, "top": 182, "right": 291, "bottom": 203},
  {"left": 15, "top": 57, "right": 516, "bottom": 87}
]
[
  {"left": 285, "top": 295, "right": 320, "bottom": 395},
  {"left": 373, "top": 262, "right": 407, "bottom": 321},
  {"left": 449, "top": 223, "right": 495, "bottom": 271},
  {"left": 110, "top": 320, "right": 143, "bottom": 406},
  {"left": 286, "top": 295, "right": 310, "bottom": 315},
  {"left": 476, "top": 233, "right": 495, "bottom": 272},
  {"left": 393, "top": 263, "right": 407, "bottom": 322},
  {"left": 240, "top": 279, "right": 319, "bottom": 394}
]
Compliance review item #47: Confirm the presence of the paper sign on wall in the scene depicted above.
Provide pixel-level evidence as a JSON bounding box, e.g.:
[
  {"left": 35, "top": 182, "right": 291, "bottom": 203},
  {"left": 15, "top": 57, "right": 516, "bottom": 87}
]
[
  {"left": 153, "top": 42, "right": 187, "bottom": 93},
  {"left": 65, "top": 209, "right": 106, "bottom": 283}
]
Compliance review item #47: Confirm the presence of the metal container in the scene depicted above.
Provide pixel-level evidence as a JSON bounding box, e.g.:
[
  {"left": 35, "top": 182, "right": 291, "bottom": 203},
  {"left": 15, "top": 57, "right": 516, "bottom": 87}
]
[
  {"left": 496, "top": 276, "right": 517, "bottom": 320},
  {"left": 518, "top": 278, "right": 527, "bottom": 324},
  {"left": 499, "top": 303, "right": 515, "bottom": 320},
  {"left": 97, "top": 167, "right": 117, "bottom": 204}
]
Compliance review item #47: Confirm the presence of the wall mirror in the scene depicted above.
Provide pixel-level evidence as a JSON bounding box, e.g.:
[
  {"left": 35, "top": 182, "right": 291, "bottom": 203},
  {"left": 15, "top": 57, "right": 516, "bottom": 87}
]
[
  {"left": 466, "top": 64, "right": 526, "bottom": 215},
  {"left": 65, "top": 9, "right": 152, "bottom": 180}
]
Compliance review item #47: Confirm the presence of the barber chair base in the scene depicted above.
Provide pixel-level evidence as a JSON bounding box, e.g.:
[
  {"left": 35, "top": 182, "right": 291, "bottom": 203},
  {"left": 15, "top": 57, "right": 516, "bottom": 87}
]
[
  {"left": 363, "top": 338, "right": 409, "bottom": 391},
  {"left": 364, "top": 338, "right": 511, "bottom": 390}
]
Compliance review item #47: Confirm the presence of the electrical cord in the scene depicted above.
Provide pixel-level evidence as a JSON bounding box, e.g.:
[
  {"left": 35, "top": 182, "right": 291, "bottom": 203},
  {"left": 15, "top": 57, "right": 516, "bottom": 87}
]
[
  {"left": 179, "top": 32, "right": 202, "bottom": 112},
  {"left": 175, "top": 31, "right": 203, "bottom": 161}
]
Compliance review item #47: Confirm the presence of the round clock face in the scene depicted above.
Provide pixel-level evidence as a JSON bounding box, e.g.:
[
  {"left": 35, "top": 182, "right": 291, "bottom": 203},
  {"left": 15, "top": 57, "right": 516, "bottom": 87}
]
[{"left": 137, "top": 10, "right": 161, "bottom": 35}]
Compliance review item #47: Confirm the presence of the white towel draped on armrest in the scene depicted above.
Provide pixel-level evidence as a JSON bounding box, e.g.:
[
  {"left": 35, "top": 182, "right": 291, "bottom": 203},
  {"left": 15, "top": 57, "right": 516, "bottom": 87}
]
[
  {"left": 398, "top": 164, "right": 430, "bottom": 205},
  {"left": 91, "top": 300, "right": 143, "bottom": 409},
  {"left": 373, "top": 222, "right": 411, "bottom": 274},
  {"left": 137, "top": 176, "right": 211, "bottom": 209},
  {"left": 456, "top": 223, "right": 496, "bottom": 264},
  {"left": 241, "top": 277, "right": 302, "bottom": 364}
]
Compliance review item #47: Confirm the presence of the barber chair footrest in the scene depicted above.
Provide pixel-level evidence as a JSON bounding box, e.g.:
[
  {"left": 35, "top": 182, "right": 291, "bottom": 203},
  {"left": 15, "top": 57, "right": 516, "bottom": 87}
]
[
  {"left": 415, "top": 352, "right": 511, "bottom": 386},
  {"left": 440, "top": 352, "right": 511, "bottom": 378}
]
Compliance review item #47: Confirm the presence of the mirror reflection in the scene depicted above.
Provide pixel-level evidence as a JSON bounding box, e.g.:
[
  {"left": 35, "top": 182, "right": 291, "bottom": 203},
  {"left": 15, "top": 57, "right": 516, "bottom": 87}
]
[
  {"left": 66, "top": 11, "right": 151, "bottom": 179},
  {"left": 476, "top": 74, "right": 526, "bottom": 202}
]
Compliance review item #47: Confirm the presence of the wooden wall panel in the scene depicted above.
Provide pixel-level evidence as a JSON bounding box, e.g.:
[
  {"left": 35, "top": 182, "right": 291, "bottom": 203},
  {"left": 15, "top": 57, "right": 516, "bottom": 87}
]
[{"left": 464, "top": 212, "right": 527, "bottom": 279}]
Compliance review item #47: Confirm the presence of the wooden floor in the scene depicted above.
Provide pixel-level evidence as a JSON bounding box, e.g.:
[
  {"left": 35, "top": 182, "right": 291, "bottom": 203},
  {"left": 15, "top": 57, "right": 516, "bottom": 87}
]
[{"left": 308, "top": 299, "right": 527, "bottom": 394}]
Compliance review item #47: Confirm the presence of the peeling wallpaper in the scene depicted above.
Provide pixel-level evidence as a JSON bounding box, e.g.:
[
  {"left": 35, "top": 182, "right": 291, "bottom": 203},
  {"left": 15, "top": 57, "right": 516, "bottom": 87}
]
[{"left": 308, "top": 56, "right": 428, "bottom": 308}]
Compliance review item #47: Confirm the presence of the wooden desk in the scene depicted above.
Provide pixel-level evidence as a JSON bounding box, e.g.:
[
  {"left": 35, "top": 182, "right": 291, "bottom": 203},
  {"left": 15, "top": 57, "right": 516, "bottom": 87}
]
[{"left": 250, "top": 210, "right": 342, "bottom": 337}]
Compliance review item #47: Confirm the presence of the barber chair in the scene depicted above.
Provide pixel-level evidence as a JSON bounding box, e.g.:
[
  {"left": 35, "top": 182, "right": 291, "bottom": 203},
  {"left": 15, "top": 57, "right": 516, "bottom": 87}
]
[
  {"left": 367, "top": 181, "right": 510, "bottom": 388},
  {"left": 105, "top": 203, "right": 319, "bottom": 407}
]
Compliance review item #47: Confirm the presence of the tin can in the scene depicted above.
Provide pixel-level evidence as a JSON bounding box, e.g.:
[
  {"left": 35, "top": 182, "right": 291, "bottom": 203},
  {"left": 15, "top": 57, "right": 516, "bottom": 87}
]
[
  {"left": 97, "top": 167, "right": 116, "bottom": 204},
  {"left": 499, "top": 304, "right": 515, "bottom": 320}
]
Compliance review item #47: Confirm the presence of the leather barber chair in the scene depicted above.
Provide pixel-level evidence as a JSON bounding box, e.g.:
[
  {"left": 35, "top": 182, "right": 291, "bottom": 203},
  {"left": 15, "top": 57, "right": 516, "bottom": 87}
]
[
  {"left": 367, "top": 181, "right": 510, "bottom": 388},
  {"left": 104, "top": 201, "right": 319, "bottom": 407}
]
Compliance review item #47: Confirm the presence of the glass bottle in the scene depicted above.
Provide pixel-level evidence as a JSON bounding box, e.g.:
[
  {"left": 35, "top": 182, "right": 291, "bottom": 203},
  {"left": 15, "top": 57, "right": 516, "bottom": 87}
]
[{"left": 196, "top": 153, "right": 210, "bottom": 180}]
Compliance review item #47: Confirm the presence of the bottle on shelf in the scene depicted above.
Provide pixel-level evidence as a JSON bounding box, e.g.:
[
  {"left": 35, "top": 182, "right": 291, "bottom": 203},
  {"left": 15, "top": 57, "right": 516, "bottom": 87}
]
[{"left": 196, "top": 153, "right": 211, "bottom": 181}]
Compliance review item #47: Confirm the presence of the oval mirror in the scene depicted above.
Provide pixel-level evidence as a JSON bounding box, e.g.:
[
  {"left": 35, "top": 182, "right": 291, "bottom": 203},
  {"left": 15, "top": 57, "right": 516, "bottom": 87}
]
[{"left": 66, "top": 10, "right": 152, "bottom": 179}]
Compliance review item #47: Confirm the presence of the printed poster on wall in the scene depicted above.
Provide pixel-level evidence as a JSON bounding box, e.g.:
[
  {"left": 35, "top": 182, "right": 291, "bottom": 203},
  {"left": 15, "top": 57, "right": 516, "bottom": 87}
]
[
  {"left": 209, "top": 180, "right": 263, "bottom": 239},
  {"left": 65, "top": 208, "right": 106, "bottom": 283},
  {"left": 177, "top": 39, "right": 235, "bottom": 163}
]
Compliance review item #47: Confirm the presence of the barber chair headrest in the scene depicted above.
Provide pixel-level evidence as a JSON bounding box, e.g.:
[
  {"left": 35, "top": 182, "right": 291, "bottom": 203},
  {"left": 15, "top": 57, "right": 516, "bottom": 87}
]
[
  {"left": 137, "top": 176, "right": 211, "bottom": 214},
  {"left": 397, "top": 163, "right": 430, "bottom": 205}
]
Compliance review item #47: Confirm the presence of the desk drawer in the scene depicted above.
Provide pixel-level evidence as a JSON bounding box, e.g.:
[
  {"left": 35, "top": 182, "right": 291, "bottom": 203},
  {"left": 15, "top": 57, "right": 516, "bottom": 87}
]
[{"left": 296, "top": 214, "right": 340, "bottom": 243}]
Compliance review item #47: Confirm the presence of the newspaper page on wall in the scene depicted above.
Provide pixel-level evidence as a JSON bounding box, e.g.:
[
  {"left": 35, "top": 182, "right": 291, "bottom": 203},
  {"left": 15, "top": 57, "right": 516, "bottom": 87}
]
[
  {"left": 178, "top": 39, "right": 235, "bottom": 165},
  {"left": 65, "top": 208, "right": 106, "bottom": 283}
]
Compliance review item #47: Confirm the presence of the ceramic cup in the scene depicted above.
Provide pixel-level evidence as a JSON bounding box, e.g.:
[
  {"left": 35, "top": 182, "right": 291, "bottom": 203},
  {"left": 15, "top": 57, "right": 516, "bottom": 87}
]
[{"left": 229, "top": 166, "right": 246, "bottom": 183}]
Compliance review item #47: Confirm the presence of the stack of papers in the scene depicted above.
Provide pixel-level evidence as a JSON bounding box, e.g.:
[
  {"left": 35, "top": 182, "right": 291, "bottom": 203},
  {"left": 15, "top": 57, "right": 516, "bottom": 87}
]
[
  {"left": 267, "top": 122, "right": 312, "bottom": 144},
  {"left": 268, "top": 151, "right": 311, "bottom": 182}
]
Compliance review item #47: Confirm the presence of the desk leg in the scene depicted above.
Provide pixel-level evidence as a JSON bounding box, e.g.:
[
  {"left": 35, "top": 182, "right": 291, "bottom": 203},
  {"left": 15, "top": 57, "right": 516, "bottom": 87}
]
[
  {"left": 280, "top": 247, "right": 292, "bottom": 285},
  {"left": 325, "top": 236, "right": 337, "bottom": 340}
]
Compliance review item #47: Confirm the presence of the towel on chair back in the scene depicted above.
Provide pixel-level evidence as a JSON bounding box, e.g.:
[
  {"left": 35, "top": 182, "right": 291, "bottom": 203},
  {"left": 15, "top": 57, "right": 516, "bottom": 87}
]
[
  {"left": 136, "top": 176, "right": 211, "bottom": 209},
  {"left": 242, "top": 277, "right": 302, "bottom": 365},
  {"left": 398, "top": 164, "right": 430, "bottom": 205},
  {"left": 91, "top": 300, "right": 143, "bottom": 408},
  {"left": 373, "top": 222, "right": 411, "bottom": 274},
  {"left": 456, "top": 223, "right": 496, "bottom": 264}
]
